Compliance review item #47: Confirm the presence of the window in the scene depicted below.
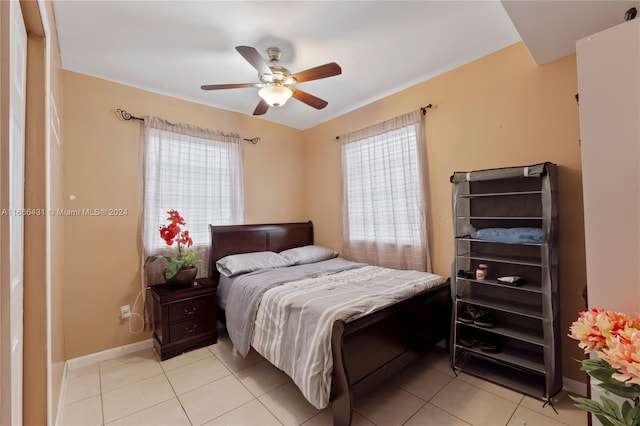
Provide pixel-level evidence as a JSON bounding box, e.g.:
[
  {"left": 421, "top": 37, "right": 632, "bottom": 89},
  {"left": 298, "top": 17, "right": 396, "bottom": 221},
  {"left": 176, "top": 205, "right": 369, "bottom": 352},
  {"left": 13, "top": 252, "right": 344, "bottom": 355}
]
[
  {"left": 142, "top": 117, "right": 244, "bottom": 284},
  {"left": 341, "top": 110, "right": 430, "bottom": 271}
]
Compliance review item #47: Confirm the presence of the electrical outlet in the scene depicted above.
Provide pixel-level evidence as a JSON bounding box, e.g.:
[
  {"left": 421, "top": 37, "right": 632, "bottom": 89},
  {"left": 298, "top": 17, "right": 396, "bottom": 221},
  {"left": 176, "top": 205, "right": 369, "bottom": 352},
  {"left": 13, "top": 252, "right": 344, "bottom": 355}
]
[{"left": 120, "top": 304, "right": 131, "bottom": 319}]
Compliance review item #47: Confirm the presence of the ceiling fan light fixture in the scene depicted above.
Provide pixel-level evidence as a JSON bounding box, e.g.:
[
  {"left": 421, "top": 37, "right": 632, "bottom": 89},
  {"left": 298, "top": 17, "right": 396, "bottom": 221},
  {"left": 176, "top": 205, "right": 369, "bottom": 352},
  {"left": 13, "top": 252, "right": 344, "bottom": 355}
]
[
  {"left": 201, "top": 45, "right": 340, "bottom": 115},
  {"left": 258, "top": 85, "right": 293, "bottom": 107}
]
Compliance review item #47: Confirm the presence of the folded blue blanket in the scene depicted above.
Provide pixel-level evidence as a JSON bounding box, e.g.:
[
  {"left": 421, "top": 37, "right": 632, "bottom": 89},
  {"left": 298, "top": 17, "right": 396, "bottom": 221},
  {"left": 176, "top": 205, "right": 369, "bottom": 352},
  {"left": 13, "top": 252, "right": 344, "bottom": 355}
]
[{"left": 470, "top": 227, "right": 544, "bottom": 244}]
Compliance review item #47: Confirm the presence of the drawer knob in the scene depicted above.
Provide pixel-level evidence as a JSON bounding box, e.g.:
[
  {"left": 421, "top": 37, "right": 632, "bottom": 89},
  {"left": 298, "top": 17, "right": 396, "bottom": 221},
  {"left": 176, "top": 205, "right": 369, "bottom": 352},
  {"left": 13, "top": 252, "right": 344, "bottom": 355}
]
[
  {"left": 183, "top": 307, "right": 197, "bottom": 315},
  {"left": 184, "top": 324, "right": 197, "bottom": 333}
]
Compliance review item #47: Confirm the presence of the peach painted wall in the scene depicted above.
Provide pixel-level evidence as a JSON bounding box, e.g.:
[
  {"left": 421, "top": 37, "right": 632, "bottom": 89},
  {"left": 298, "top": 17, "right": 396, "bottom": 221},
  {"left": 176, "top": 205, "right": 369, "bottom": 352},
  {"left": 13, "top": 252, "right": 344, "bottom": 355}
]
[
  {"left": 302, "top": 42, "right": 587, "bottom": 381},
  {"left": 61, "top": 71, "right": 305, "bottom": 359}
]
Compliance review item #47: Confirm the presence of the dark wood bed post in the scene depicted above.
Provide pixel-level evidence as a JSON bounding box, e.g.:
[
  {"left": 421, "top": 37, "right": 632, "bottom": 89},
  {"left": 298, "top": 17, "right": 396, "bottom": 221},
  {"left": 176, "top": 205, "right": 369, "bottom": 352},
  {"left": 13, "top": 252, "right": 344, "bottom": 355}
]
[{"left": 331, "top": 321, "right": 352, "bottom": 426}]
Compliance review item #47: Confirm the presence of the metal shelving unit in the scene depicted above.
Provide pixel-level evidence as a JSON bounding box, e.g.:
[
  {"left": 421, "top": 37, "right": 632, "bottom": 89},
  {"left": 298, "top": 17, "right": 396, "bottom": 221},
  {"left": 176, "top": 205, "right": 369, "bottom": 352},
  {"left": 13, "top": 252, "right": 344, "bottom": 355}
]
[{"left": 450, "top": 163, "right": 561, "bottom": 402}]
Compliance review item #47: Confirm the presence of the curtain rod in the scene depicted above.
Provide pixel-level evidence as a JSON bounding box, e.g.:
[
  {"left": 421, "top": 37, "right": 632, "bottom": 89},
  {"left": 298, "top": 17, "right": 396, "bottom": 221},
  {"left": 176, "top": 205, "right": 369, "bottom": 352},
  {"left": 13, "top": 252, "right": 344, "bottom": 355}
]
[
  {"left": 334, "top": 104, "right": 433, "bottom": 141},
  {"left": 115, "top": 108, "right": 261, "bottom": 144}
]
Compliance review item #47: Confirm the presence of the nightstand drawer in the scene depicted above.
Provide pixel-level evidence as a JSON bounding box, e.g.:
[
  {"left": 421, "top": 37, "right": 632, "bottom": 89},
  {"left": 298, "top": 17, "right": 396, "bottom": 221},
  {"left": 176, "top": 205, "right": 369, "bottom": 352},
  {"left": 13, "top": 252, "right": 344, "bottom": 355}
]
[
  {"left": 150, "top": 279, "right": 218, "bottom": 360},
  {"left": 168, "top": 297, "right": 212, "bottom": 323},
  {"left": 169, "top": 316, "right": 213, "bottom": 341}
]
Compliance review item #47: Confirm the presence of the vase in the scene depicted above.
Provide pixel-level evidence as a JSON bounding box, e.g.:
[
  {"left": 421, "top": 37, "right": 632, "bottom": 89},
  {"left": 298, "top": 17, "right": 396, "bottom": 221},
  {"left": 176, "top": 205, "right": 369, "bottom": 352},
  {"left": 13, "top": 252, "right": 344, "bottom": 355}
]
[{"left": 164, "top": 267, "right": 198, "bottom": 286}]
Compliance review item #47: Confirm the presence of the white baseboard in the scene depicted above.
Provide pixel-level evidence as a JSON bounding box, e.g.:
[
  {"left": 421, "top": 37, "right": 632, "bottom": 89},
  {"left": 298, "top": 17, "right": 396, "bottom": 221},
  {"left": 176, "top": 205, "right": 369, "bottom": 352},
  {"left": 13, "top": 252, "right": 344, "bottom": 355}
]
[
  {"left": 64, "top": 339, "right": 154, "bottom": 370},
  {"left": 56, "top": 339, "right": 154, "bottom": 424},
  {"left": 563, "top": 376, "right": 587, "bottom": 396}
]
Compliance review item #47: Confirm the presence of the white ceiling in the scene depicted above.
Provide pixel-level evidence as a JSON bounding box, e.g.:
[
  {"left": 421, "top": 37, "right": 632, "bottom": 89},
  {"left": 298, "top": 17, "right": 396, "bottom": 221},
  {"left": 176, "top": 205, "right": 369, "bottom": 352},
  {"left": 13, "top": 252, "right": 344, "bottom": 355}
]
[
  {"left": 52, "top": 1, "right": 638, "bottom": 130},
  {"left": 502, "top": 0, "right": 639, "bottom": 66}
]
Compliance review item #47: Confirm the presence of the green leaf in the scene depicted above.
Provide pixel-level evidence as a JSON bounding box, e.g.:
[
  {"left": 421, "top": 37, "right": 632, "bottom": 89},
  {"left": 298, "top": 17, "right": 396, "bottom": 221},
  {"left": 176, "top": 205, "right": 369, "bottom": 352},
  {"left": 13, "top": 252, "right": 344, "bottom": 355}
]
[
  {"left": 593, "top": 412, "right": 618, "bottom": 426},
  {"left": 164, "top": 260, "right": 184, "bottom": 279},
  {"left": 591, "top": 369, "right": 618, "bottom": 382},
  {"left": 570, "top": 395, "right": 601, "bottom": 410},
  {"left": 580, "top": 359, "right": 640, "bottom": 400},
  {"left": 570, "top": 394, "right": 640, "bottom": 426},
  {"left": 144, "top": 255, "right": 162, "bottom": 266},
  {"left": 144, "top": 255, "right": 173, "bottom": 266},
  {"left": 599, "top": 382, "right": 640, "bottom": 400},
  {"left": 621, "top": 401, "right": 633, "bottom": 423},
  {"left": 600, "top": 396, "right": 621, "bottom": 418},
  {"left": 582, "top": 358, "right": 610, "bottom": 368},
  {"left": 628, "top": 406, "right": 640, "bottom": 425}
]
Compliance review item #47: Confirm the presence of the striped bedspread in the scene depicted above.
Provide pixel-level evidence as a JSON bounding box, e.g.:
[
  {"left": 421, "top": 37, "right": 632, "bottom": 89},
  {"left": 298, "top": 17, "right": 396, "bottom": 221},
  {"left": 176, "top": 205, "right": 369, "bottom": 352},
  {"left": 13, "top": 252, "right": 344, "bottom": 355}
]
[
  {"left": 226, "top": 259, "right": 366, "bottom": 357},
  {"left": 251, "top": 265, "right": 446, "bottom": 408}
]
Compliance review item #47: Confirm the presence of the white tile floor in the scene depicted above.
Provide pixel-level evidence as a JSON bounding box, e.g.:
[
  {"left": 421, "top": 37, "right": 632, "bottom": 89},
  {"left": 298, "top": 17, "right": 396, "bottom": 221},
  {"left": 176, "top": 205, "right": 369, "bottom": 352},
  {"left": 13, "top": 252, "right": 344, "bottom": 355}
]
[{"left": 60, "top": 333, "right": 587, "bottom": 426}]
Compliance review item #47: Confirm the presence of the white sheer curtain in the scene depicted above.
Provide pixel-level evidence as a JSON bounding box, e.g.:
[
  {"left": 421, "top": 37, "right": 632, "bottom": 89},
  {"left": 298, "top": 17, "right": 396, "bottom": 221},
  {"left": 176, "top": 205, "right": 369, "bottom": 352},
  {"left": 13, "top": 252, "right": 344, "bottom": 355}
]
[
  {"left": 341, "top": 110, "right": 431, "bottom": 271},
  {"left": 142, "top": 117, "right": 244, "bottom": 286}
]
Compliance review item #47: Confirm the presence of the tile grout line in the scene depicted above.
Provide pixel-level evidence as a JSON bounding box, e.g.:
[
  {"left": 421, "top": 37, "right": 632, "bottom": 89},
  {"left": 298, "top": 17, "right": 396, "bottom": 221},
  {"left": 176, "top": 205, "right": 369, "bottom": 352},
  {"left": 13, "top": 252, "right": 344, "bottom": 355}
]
[
  {"left": 230, "top": 365, "right": 289, "bottom": 426},
  {"left": 99, "top": 367, "right": 106, "bottom": 426},
  {"left": 100, "top": 373, "right": 174, "bottom": 425},
  {"left": 99, "top": 347, "right": 196, "bottom": 425},
  {"left": 197, "top": 353, "right": 256, "bottom": 425},
  {"left": 513, "top": 398, "right": 571, "bottom": 426},
  {"left": 157, "top": 349, "right": 195, "bottom": 426},
  {"left": 398, "top": 399, "right": 428, "bottom": 426}
]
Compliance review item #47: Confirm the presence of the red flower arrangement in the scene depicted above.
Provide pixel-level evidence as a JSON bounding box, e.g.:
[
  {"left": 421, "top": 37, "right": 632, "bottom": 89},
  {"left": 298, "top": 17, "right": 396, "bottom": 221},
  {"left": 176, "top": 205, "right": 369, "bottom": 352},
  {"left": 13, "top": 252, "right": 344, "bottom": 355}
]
[{"left": 145, "top": 209, "right": 198, "bottom": 279}]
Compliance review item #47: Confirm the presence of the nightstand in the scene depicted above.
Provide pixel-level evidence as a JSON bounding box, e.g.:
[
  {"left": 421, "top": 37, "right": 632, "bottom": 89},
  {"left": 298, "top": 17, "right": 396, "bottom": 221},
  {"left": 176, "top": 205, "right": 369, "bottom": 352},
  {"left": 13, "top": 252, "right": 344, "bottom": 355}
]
[{"left": 149, "top": 277, "right": 218, "bottom": 360}]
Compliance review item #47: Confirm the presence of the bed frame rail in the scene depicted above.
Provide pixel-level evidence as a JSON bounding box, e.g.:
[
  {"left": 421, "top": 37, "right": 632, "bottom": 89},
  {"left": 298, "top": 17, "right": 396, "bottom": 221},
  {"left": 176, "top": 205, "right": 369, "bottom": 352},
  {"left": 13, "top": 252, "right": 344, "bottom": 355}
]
[{"left": 331, "top": 283, "right": 451, "bottom": 426}]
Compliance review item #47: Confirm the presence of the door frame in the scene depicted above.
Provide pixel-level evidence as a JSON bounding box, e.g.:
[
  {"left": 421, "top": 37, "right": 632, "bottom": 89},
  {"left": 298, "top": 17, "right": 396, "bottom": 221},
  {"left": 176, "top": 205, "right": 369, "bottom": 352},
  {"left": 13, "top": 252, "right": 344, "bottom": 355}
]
[{"left": 0, "top": 0, "right": 27, "bottom": 424}]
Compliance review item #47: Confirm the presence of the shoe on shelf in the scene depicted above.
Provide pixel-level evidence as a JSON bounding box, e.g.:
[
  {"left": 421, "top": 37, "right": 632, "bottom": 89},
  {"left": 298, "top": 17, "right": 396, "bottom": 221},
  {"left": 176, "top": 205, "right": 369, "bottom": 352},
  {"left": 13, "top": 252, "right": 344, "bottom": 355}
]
[
  {"left": 478, "top": 337, "right": 501, "bottom": 353},
  {"left": 458, "top": 305, "right": 477, "bottom": 324},
  {"left": 458, "top": 337, "right": 478, "bottom": 348},
  {"left": 474, "top": 310, "right": 496, "bottom": 328}
]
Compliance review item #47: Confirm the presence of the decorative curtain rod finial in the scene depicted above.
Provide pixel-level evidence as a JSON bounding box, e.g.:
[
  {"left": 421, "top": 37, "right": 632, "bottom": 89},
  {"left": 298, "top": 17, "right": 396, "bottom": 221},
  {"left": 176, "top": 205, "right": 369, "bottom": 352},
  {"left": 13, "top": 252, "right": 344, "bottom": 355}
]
[
  {"left": 116, "top": 108, "right": 143, "bottom": 121},
  {"left": 420, "top": 104, "right": 433, "bottom": 115}
]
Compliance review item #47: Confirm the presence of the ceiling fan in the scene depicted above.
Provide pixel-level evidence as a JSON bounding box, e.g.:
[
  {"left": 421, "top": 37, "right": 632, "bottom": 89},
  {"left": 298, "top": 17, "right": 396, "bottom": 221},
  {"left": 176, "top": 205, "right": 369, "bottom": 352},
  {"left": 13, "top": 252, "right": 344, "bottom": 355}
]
[{"left": 201, "top": 46, "right": 342, "bottom": 116}]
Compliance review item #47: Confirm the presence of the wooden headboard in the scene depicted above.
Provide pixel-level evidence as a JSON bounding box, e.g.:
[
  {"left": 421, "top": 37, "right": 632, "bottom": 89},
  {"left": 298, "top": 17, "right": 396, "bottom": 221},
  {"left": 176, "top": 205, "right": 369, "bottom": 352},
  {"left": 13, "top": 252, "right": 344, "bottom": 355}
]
[{"left": 208, "top": 221, "right": 314, "bottom": 280}]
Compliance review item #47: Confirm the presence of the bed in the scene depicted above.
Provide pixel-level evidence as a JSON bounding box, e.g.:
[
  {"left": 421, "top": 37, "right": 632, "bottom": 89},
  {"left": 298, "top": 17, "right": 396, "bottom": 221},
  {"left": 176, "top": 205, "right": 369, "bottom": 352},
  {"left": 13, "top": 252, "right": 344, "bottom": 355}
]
[{"left": 209, "top": 221, "right": 451, "bottom": 426}]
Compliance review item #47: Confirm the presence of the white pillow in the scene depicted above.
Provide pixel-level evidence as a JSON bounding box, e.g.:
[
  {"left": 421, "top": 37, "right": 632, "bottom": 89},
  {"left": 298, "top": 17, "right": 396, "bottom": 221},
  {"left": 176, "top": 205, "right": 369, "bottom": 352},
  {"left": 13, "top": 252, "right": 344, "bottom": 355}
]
[
  {"left": 279, "top": 245, "right": 338, "bottom": 265},
  {"left": 216, "top": 251, "right": 292, "bottom": 277}
]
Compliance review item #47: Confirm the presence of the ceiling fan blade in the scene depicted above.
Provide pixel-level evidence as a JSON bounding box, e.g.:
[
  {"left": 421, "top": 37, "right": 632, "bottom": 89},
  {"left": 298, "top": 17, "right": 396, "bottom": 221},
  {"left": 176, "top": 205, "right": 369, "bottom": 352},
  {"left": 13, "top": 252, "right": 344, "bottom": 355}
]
[
  {"left": 236, "top": 46, "right": 272, "bottom": 76},
  {"left": 292, "top": 89, "right": 328, "bottom": 110},
  {"left": 253, "top": 99, "right": 269, "bottom": 116},
  {"left": 200, "top": 83, "right": 255, "bottom": 90},
  {"left": 291, "top": 62, "right": 342, "bottom": 83}
]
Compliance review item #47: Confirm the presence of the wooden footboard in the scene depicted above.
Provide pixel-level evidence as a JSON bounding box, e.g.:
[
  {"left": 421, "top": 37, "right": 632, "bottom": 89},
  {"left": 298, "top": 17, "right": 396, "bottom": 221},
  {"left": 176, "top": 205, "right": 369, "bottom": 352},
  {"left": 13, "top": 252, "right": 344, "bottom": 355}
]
[{"left": 330, "top": 282, "right": 451, "bottom": 426}]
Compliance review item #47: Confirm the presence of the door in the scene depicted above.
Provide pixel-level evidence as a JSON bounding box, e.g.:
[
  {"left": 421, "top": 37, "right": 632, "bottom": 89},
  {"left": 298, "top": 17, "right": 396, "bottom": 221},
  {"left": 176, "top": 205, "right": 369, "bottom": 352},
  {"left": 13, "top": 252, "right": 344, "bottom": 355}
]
[
  {"left": 577, "top": 18, "right": 640, "bottom": 426},
  {"left": 1, "top": 0, "right": 27, "bottom": 424}
]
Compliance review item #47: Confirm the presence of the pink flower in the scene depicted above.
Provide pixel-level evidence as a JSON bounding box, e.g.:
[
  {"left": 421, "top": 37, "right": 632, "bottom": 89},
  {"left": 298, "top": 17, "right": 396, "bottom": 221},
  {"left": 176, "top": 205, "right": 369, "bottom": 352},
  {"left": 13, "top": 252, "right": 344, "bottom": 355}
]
[
  {"left": 600, "top": 328, "right": 640, "bottom": 385},
  {"left": 569, "top": 309, "right": 640, "bottom": 424},
  {"left": 569, "top": 309, "right": 632, "bottom": 353}
]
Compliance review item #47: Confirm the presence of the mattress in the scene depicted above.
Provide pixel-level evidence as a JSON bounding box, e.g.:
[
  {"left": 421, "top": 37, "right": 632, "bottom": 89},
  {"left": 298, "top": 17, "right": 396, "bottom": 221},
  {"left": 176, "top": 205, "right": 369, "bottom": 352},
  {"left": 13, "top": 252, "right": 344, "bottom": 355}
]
[
  {"left": 215, "top": 274, "right": 236, "bottom": 309},
  {"left": 223, "top": 258, "right": 446, "bottom": 408}
]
